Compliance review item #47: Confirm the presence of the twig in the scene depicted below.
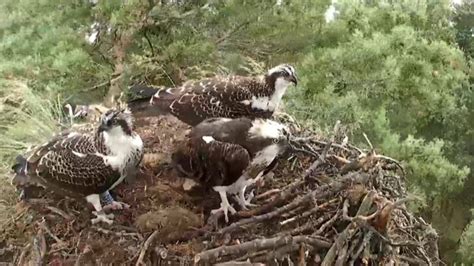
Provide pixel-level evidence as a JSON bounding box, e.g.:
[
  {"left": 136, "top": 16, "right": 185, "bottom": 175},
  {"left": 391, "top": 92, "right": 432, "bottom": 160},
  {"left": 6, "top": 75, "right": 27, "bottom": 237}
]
[
  {"left": 302, "top": 120, "right": 341, "bottom": 179},
  {"left": 222, "top": 172, "right": 368, "bottom": 235},
  {"left": 39, "top": 219, "right": 66, "bottom": 245},
  {"left": 45, "top": 206, "right": 72, "bottom": 220},
  {"left": 80, "top": 80, "right": 110, "bottom": 93},
  {"left": 237, "top": 179, "right": 305, "bottom": 218},
  {"left": 362, "top": 132, "right": 373, "bottom": 150},
  {"left": 322, "top": 191, "right": 376, "bottom": 266},
  {"left": 254, "top": 189, "right": 281, "bottom": 201},
  {"left": 255, "top": 244, "right": 300, "bottom": 262},
  {"left": 287, "top": 211, "right": 334, "bottom": 236},
  {"left": 298, "top": 243, "right": 306, "bottom": 266},
  {"left": 92, "top": 226, "right": 143, "bottom": 240},
  {"left": 280, "top": 206, "right": 319, "bottom": 226},
  {"left": 375, "top": 154, "right": 406, "bottom": 176},
  {"left": 215, "top": 20, "right": 252, "bottom": 45},
  {"left": 136, "top": 230, "right": 159, "bottom": 266},
  {"left": 30, "top": 227, "right": 47, "bottom": 265},
  {"left": 16, "top": 243, "right": 30, "bottom": 265},
  {"left": 314, "top": 210, "right": 340, "bottom": 236},
  {"left": 194, "top": 235, "right": 331, "bottom": 264},
  {"left": 143, "top": 29, "right": 155, "bottom": 56},
  {"left": 349, "top": 231, "right": 372, "bottom": 264},
  {"left": 215, "top": 261, "right": 264, "bottom": 266}
]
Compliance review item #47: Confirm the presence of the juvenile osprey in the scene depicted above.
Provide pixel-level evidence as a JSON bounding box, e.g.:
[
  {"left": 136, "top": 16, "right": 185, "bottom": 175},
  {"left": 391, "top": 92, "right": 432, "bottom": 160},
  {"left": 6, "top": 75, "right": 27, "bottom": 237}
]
[
  {"left": 172, "top": 117, "right": 290, "bottom": 222},
  {"left": 11, "top": 108, "right": 144, "bottom": 225},
  {"left": 127, "top": 64, "right": 298, "bottom": 126}
]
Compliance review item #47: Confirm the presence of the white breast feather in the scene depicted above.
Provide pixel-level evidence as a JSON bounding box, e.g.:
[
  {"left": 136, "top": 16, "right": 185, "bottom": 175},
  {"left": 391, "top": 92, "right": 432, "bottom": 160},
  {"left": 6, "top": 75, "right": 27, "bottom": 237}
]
[
  {"left": 250, "top": 77, "right": 291, "bottom": 111},
  {"left": 101, "top": 127, "right": 143, "bottom": 171},
  {"left": 250, "top": 96, "right": 270, "bottom": 110},
  {"left": 270, "top": 78, "right": 291, "bottom": 110}
]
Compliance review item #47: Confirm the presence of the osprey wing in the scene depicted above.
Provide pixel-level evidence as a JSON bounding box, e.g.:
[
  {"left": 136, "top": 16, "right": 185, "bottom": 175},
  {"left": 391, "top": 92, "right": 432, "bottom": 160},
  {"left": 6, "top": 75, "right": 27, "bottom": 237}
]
[
  {"left": 24, "top": 132, "right": 119, "bottom": 197},
  {"left": 164, "top": 76, "right": 270, "bottom": 125},
  {"left": 173, "top": 136, "right": 251, "bottom": 188}
]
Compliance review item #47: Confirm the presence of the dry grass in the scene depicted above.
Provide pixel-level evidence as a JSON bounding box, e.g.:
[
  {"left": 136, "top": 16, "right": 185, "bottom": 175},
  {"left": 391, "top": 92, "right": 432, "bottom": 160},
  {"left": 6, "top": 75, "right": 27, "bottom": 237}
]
[{"left": 0, "top": 79, "right": 64, "bottom": 236}]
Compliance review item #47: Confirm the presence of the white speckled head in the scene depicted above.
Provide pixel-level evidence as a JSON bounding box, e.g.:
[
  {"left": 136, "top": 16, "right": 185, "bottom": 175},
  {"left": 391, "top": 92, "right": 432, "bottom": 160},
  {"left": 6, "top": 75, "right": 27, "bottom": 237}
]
[{"left": 267, "top": 64, "right": 298, "bottom": 86}]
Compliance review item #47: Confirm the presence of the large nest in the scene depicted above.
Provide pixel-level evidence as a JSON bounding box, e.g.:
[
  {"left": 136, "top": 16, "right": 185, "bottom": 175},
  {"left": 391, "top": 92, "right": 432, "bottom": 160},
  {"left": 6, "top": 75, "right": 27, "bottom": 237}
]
[{"left": 0, "top": 115, "right": 440, "bottom": 265}]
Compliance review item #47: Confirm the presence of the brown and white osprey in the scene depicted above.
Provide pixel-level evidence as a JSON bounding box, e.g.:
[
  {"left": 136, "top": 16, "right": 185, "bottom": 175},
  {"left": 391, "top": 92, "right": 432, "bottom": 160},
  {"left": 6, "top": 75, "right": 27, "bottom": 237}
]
[
  {"left": 172, "top": 117, "right": 290, "bottom": 222},
  {"left": 127, "top": 64, "right": 298, "bottom": 126},
  {"left": 11, "top": 108, "right": 144, "bottom": 225}
]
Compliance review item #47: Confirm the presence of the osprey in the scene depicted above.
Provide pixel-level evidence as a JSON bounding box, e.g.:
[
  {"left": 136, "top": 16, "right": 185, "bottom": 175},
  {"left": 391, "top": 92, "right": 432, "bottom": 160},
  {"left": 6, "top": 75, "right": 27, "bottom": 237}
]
[
  {"left": 127, "top": 64, "right": 298, "bottom": 126},
  {"left": 11, "top": 108, "right": 144, "bottom": 225},
  {"left": 172, "top": 117, "right": 290, "bottom": 222}
]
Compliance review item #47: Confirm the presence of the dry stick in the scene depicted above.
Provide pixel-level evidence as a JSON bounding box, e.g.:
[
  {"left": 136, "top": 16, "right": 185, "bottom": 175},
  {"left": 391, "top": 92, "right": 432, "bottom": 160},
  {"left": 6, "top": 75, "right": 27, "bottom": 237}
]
[
  {"left": 220, "top": 172, "right": 368, "bottom": 235},
  {"left": 344, "top": 231, "right": 362, "bottom": 262},
  {"left": 321, "top": 191, "right": 376, "bottom": 266},
  {"left": 362, "top": 132, "right": 405, "bottom": 175},
  {"left": 254, "top": 189, "right": 281, "bottom": 201},
  {"left": 16, "top": 243, "right": 30, "bottom": 265},
  {"left": 39, "top": 219, "right": 66, "bottom": 245},
  {"left": 194, "top": 235, "right": 331, "bottom": 264},
  {"left": 236, "top": 179, "right": 305, "bottom": 218},
  {"left": 280, "top": 206, "right": 319, "bottom": 226},
  {"left": 349, "top": 231, "right": 373, "bottom": 264},
  {"left": 215, "top": 261, "right": 265, "bottom": 266},
  {"left": 235, "top": 121, "right": 342, "bottom": 220},
  {"left": 45, "top": 206, "right": 72, "bottom": 220},
  {"left": 335, "top": 242, "right": 349, "bottom": 266},
  {"left": 136, "top": 230, "right": 159, "bottom": 266},
  {"left": 303, "top": 121, "right": 341, "bottom": 179},
  {"left": 281, "top": 204, "right": 310, "bottom": 219},
  {"left": 92, "top": 226, "right": 143, "bottom": 239},
  {"left": 299, "top": 244, "right": 307, "bottom": 266},
  {"left": 313, "top": 210, "right": 341, "bottom": 236},
  {"left": 29, "top": 227, "right": 47, "bottom": 266},
  {"left": 234, "top": 250, "right": 268, "bottom": 262},
  {"left": 256, "top": 244, "right": 301, "bottom": 262},
  {"left": 283, "top": 212, "right": 334, "bottom": 237}
]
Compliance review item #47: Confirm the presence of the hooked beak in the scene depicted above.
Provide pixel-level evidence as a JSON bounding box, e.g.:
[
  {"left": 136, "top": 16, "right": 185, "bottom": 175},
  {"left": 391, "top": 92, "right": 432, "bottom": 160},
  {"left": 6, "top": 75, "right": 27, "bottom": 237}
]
[
  {"left": 98, "top": 123, "right": 108, "bottom": 133},
  {"left": 290, "top": 75, "right": 298, "bottom": 86}
]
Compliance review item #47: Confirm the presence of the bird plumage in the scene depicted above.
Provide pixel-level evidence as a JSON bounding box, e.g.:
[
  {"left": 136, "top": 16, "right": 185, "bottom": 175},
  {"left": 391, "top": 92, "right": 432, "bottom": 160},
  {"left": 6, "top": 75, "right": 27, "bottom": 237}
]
[
  {"left": 11, "top": 108, "right": 144, "bottom": 224},
  {"left": 127, "top": 64, "right": 298, "bottom": 126},
  {"left": 172, "top": 117, "right": 290, "bottom": 222}
]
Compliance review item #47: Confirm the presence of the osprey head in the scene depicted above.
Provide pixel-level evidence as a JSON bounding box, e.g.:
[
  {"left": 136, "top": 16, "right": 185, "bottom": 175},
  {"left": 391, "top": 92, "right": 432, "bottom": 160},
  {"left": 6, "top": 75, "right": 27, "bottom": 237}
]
[
  {"left": 98, "top": 108, "right": 134, "bottom": 135},
  {"left": 266, "top": 64, "right": 298, "bottom": 87},
  {"left": 171, "top": 142, "right": 199, "bottom": 179}
]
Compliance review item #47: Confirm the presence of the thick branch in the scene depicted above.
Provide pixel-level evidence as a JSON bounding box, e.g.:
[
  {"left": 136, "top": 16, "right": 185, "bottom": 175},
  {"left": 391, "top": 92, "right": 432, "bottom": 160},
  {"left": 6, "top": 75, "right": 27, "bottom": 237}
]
[
  {"left": 194, "top": 235, "right": 331, "bottom": 264},
  {"left": 220, "top": 172, "right": 369, "bottom": 235}
]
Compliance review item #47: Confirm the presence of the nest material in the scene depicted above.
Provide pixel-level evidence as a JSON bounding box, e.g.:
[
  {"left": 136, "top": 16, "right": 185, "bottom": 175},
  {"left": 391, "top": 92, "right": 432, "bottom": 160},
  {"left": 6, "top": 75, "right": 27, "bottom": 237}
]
[{"left": 0, "top": 117, "right": 440, "bottom": 265}]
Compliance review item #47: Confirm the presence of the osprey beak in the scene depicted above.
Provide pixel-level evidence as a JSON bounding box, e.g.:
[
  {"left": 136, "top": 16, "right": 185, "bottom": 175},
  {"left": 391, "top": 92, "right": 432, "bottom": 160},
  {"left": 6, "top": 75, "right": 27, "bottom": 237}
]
[
  {"left": 98, "top": 123, "right": 108, "bottom": 133},
  {"left": 290, "top": 75, "right": 298, "bottom": 86}
]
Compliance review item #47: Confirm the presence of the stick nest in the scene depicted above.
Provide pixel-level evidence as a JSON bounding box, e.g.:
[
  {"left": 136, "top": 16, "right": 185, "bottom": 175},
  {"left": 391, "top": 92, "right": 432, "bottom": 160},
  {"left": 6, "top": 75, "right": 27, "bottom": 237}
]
[{"left": 0, "top": 116, "right": 440, "bottom": 265}]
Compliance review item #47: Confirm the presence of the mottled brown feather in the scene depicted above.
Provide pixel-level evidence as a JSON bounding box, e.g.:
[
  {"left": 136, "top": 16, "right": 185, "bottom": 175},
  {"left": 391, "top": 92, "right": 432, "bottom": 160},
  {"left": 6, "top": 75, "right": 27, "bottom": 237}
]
[
  {"left": 172, "top": 117, "right": 289, "bottom": 189},
  {"left": 129, "top": 76, "right": 275, "bottom": 126},
  {"left": 24, "top": 132, "right": 118, "bottom": 197}
]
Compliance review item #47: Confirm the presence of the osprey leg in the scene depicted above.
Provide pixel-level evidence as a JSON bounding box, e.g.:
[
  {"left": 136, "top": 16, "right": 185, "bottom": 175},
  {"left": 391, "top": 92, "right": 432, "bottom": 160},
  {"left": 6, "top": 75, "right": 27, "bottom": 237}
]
[
  {"left": 235, "top": 178, "right": 258, "bottom": 209},
  {"left": 100, "top": 191, "right": 130, "bottom": 211},
  {"left": 86, "top": 194, "right": 114, "bottom": 225},
  {"left": 211, "top": 187, "right": 236, "bottom": 223}
]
